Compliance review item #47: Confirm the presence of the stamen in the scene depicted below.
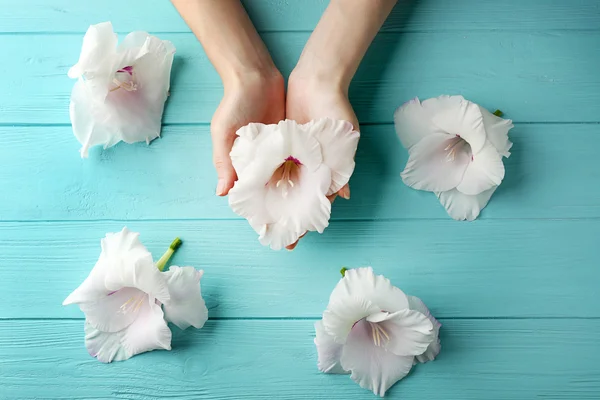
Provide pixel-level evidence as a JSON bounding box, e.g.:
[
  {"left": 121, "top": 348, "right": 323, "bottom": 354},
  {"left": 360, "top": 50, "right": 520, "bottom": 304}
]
[
  {"left": 271, "top": 157, "right": 302, "bottom": 197},
  {"left": 118, "top": 294, "right": 145, "bottom": 315},
  {"left": 377, "top": 324, "right": 390, "bottom": 341},
  {"left": 371, "top": 323, "right": 379, "bottom": 346},
  {"left": 369, "top": 322, "right": 390, "bottom": 347},
  {"left": 133, "top": 297, "right": 144, "bottom": 312},
  {"left": 444, "top": 136, "right": 469, "bottom": 162},
  {"left": 110, "top": 67, "right": 137, "bottom": 92}
]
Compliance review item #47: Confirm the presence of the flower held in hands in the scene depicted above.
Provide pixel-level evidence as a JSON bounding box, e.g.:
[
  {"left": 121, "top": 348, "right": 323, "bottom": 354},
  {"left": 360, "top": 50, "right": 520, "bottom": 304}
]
[
  {"left": 68, "top": 22, "right": 175, "bottom": 157},
  {"left": 395, "top": 95, "right": 513, "bottom": 220},
  {"left": 228, "top": 118, "right": 359, "bottom": 250},
  {"left": 63, "top": 228, "right": 208, "bottom": 363},
  {"left": 315, "top": 267, "right": 441, "bottom": 397}
]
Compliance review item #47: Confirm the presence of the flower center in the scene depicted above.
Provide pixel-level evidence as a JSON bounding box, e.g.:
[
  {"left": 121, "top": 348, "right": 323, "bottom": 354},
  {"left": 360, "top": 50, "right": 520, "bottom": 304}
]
[
  {"left": 268, "top": 156, "right": 302, "bottom": 198},
  {"left": 110, "top": 66, "right": 137, "bottom": 92},
  {"left": 352, "top": 317, "right": 391, "bottom": 347},
  {"left": 117, "top": 291, "right": 146, "bottom": 315},
  {"left": 444, "top": 135, "right": 471, "bottom": 162},
  {"left": 368, "top": 321, "right": 390, "bottom": 347}
]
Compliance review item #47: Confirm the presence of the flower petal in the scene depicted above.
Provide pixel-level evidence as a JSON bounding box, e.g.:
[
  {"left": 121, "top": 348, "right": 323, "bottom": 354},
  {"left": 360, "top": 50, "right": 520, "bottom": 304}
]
[
  {"left": 423, "top": 95, "right": 487, "bottom": 154},
  {"left": 401, "top": 133, "right": 470, "bottom": 192},
  {"left": 455, "top": 142, "right": 505, "bottom": 196},
  {"left": 84, "top": 321, "right": 130, "bottom": 363},
  {"left": 101, "top": 228, "right": 170, "bottom": 304},
  {"left": 323, "top": 297, "right": 379, "bottom": 345},
  {"left": 283, "top": 119, "right": 324, "bottom": 172},
  {"left": 340, "top": 318, "right": 414, "bottom": 397},
  {"left": 436, "top": 187, "right": 497, "bottom": 221},
  {"left": 68, "top": 22, "right": 118, "bottom": 89},
  {"left": 381, "top": 309, "right": 434, "bottom": 357},
  {"left": 64, "top": 228, "right": 170, "bottom": 313},
  {"left": 314, "top": 320, "right": 348, "bottom": 374},
  {"left": 480, "top": 106, "right": 514, "bottom": 158},
  {"left": 162, "top": 266, "right": 208, "bottom": 330},
  {"left": 84, "top": 297, "right": 171, "bottom": 363},
  {"left": 309, "top": 118, "right": 360, "bottom": 195},
  {"left": 407, "top": 296, "right": 441, "bottom": 363},
  {"left": 120, "top": 297, "right": 172, "bottom": 357},
  {"left": 80, "top": 287, "right": 147, "bottom": 333},
  {"left": 394, "top": 97, "right": 438, "bottom": 149},
  {"left": 230, "top": 123, "right": 286, "bottom": 179},
  {"left": 323, "top": 268, "right": 409, "bottom": 343},
  {"left": 230, "top": 164, "right": 332, "bottom": 250}
]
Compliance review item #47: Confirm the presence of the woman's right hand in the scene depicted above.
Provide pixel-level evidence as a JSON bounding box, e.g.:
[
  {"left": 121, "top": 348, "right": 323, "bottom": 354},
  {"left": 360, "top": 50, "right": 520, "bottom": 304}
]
[{"left": 211, "top": 69, "right": 285, "bottom": 196}]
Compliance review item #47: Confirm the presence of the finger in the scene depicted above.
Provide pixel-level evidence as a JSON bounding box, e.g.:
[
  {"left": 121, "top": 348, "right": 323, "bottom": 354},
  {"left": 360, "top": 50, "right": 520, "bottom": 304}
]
[
  {"left": 286, "top": 232, "right": 307, "bottom": 251},
  {"left": 338, "top": 184, "right": 351, "bottom": 200},
  {"left": 211, "top": 128, "right": 237, "bottom": 196}
]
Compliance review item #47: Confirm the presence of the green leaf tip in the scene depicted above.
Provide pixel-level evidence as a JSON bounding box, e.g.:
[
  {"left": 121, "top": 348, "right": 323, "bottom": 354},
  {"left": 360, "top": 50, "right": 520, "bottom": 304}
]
[
  {"left": 493, "top": 109, "right": 504, "bottom": 117},
  {"left": 340, "top": 267, "right": 348, "bottom": 277},
  {"left": 170, "top": 237, "right": 182, "bottom": 251}
]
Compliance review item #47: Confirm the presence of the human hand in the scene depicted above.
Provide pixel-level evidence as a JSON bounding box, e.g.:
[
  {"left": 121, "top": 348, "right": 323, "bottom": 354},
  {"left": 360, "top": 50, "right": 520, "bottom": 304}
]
[
  {"left": 212, "top": 70, "right": 285, "bottom": 196},
  {"left": 284, "top": 70, "right": 360, "bottom": 250}
]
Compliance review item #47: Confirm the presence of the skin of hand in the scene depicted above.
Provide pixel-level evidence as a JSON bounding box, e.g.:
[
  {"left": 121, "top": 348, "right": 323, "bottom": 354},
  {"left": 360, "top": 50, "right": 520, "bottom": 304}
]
[
  {"left": 172, "top": 0, "right": 396, "bottom": 250},
  {"left": 285, "top": 0, "right": 398, "bottom": 250},
  {"left": 171, "top": 0, "right": 285, "bottom": 195},
  {"left": 212, "top": 71, "right": 285, "bottom": 195}
]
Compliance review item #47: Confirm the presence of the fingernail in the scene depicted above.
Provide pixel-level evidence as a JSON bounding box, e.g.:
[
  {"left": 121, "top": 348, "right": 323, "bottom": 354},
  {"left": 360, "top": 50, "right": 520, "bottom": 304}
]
[
  {"left": 340, "top": 186, "right": 351, "bottom": 200},
  {"left": 216, "top": 179, "right": 227, "bottom": 196}
]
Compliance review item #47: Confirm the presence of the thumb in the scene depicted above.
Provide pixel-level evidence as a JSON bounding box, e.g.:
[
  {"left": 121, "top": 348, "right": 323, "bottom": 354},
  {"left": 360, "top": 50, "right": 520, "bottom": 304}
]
[{"left": 211, "top": 128, "right": 237, "bottom": 196}]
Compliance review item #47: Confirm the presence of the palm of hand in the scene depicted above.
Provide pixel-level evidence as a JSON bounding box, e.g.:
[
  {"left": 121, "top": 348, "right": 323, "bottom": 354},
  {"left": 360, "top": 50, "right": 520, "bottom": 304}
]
[
  {"left": 211, "top": 74, "right": 285, "bottom": 195},
  {"left": 284, "top": 78, "right": 359, "bottom": 250},
  {"left": 286, "top": 79, "right": 359, "bottom": 129}
]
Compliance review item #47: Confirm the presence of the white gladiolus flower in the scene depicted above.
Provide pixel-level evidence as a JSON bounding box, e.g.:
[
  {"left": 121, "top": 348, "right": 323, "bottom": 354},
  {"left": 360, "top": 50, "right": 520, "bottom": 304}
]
[
  {"left": 315, "top": 267, "right": 441, "bottom": 397},
  {"left": 395, "top": 96, "right": 513, "bottom": 220},
  {"left": 63, "top": 228, "right": 208, "bottom": 363},
  {"left": 228, "top": 119, "right": 360, "bottom": 250},
  {"left": 68, "top": 22, "right": 175, "bottom": 157}
]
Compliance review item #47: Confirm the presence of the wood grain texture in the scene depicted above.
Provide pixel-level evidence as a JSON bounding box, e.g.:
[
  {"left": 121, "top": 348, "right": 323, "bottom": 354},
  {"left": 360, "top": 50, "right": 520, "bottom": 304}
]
[
  {"left": 2, "top": 1, "right": 599, "bottom": 398},
  {"left": 1, "top": 124, "right": 599, "bottom": 221},
  {"left": 2, "top": 219, "right": 598, "bottom": 319},
  {"left": 1, "top": 32, "right": 599, "bottom": 125},
  {"left": 1, "top": 319, "right": 599, "bottom": 399},
  {"left": 0, "top": 0, "right": 598, "bottom": 33}
]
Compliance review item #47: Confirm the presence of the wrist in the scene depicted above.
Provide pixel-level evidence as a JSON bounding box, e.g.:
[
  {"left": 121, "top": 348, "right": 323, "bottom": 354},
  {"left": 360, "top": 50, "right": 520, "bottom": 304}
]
[
  {"left": 223, "top": 65, "right": 283, "bottom": 93},
  {"left": 292, "top": 49, "right": 355, "bottom": 93},
  {"left": 289, "top": 62, "right": 350, "bottom": 96}
]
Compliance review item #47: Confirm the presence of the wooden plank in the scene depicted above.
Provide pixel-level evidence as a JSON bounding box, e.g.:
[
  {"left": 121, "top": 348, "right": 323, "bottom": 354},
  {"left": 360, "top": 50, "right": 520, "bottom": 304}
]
[
  {"left": 1, "top": 124, "right": 598, "bottom": 221},
  {"left": 0, "top": 0, "right": 598, "bottom": 33},
  {"left": 1, "top": 31, "right": 599, "bottom": 124},
  {"left": 1, "top": 219, "right": 598, "bottom": 319},
  {"left": 1, "top": 319, "right": 599, "bottom": 399}
]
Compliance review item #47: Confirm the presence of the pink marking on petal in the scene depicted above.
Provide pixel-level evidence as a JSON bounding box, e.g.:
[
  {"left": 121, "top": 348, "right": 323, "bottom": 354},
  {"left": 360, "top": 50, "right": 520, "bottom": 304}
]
[
  {"left": 285, "top": 156, "right": 302, "bottom": 165},
  {"left": 117, "top": 66, "right": 134, "bottom": 76}
]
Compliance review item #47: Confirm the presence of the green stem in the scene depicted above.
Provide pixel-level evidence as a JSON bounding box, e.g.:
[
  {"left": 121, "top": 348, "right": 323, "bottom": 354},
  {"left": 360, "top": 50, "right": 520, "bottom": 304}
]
[
  {"left": 493, "top": 109, "right": 504, "bottom": 117},
  {"left": 156, "top": 237, "right": 182, "bottom": 272},
  {"left": 340, "top": 267, "right": 348, "bottom": 277}
]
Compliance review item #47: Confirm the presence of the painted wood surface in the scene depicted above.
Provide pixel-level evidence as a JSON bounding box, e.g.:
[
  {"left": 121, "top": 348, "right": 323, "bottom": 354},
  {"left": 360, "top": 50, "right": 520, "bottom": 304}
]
[
  {"left": 1, "top": 124, "right": 599, "bottom": 220},
  {"left": 1, "top": 0, "right": 599, "bottom": 399},
  {"left": 1, "top": 319, "right": 599, "bottom": 400},
  {"left": 1, "top": 0, "right": 599, "bottom": 33},
  {"left": 3, "top": 219, "right": 599, "bottom": 319},
  {"left": 1, "top": 32, "right": 599, "bottom": 124}
]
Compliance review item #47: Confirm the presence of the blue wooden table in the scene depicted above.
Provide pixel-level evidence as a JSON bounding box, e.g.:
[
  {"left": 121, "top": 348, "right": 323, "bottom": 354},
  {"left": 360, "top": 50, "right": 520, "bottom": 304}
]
[{"left": 1, "top": 0, "right": 599, "bottom": 398}]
